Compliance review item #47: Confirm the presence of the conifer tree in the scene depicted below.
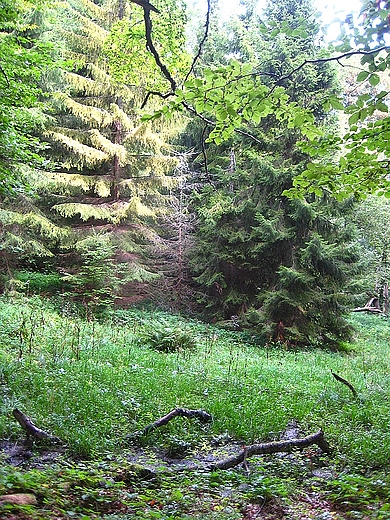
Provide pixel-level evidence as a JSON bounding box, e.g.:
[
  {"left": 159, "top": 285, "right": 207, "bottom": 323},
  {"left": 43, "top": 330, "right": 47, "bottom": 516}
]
[
  {"left": 42, "top": 0, "right": 179, "bottom": 225},
  {"left": 187, "top": 0, "right": 360, "bottom": 346},
  {"left": 0, "top": 0, "right": 68, "bottom": 287},
  {"left": 35, "top": 0, "right": 189, "bottom": 308}
]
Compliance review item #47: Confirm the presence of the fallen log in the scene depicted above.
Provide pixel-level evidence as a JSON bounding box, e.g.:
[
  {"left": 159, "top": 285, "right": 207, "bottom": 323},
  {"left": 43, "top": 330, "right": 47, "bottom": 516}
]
[
  {"left": 128, "top": 408, "right": 213, "bottom": 439},
  {"left": 208, "top": 430, "right": 330, "bottom": 471},
  {"left": 352, "top": 297, "right": 382, "bottom": 313},
  {"left": 12, "top": 408, "right": 59, "bottom": 442},
  {"left": 352, "top": 307, "right": 382, "bottom": 313}
]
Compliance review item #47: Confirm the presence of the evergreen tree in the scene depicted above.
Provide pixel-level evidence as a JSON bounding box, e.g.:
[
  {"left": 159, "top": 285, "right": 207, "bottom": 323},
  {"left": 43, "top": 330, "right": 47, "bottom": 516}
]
[
  {"left": 41, "top": 0, "right": 178, "bottom": 224},
  {"left": 34, "top": 0, "right": 188, "bottom": 308},
  {"left": 0, "top": 1, "right": 68, "bottom": 288},
  {"left": 0, "top": 0, "right": 52, "bottom": 195},
  {"left": 187, "top": 0, "right": 360, "bottom": 346}
]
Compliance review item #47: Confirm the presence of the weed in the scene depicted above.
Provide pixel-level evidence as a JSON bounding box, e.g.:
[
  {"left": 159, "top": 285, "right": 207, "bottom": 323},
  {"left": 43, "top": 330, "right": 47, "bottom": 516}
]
[{"left": 326, "top": 472, "right": 390, "bottom": 517}]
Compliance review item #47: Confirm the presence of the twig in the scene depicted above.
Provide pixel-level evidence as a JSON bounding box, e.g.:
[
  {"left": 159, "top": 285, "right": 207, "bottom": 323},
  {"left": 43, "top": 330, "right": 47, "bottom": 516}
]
[
  {"left": 0, "top": 64, "right": 10, "bottom": 87},
  {"left": 331, "top": 371, "right": 358, "bottom": 397},
  {"left": 183, "top": 101, "right": 264, "bottom": 145},
  {"left": 274, "top": 47, "right": 389, "bottom": 87},
  {"left": 183, "top": 0, "right": 211, "bottom": 83}
]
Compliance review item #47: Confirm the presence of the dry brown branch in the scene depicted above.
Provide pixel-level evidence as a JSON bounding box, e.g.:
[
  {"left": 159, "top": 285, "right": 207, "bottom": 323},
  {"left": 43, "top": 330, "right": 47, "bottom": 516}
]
[
  {"left": 331, "top": 371, "right": 358, "bottom": 397},
  {"left": 208, "top": 430, "right": 330, "bottom": 471},
  {"left": 128, "top": 408, "right": 213, "bottom": 439},
  {"left": 12, "top": 408, "right": 59, "bottom": 442}
]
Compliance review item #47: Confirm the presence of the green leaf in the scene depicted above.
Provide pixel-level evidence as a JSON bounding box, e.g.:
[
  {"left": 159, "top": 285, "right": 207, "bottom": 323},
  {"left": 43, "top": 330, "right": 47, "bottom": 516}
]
[
  {"left": 293, "top": 114, "right": 305, "bottom": 127},
  {"left": 252, "top": 111, "right": 261, "bottom": 124},
  {"left": 217, "top": 109, "right": 228, "bottom": 121},
  {"left": 376, "top": 102, "right": 388, "bottom": 113},
  {"left": 226, "top": 104, "right": 237, "bottom": 117},
  {"left": 348, "top": 112, "right": 360, "bottom": 125},
  {"left": 329, "top": 97, "right": 344, "bottom": 110},
  {"left": 357, "top": 70, "right": 370, "bottom": 82},
  {"left": 369, "top": 73, "right": 380, "bottom": 86}
]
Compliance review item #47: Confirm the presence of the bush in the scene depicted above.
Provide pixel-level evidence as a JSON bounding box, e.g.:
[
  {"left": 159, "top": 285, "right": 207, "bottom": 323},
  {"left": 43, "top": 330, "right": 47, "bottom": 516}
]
[
  {"left": 13, "top": 271, "right": 65, "bottom": 294},
  {"left": 138, "top": 322, "right": 197, "bottom": 352}
]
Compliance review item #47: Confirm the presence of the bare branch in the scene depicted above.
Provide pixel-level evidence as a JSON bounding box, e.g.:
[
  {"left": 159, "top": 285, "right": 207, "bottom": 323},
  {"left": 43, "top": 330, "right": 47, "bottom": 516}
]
[
  {"left": 209, "top": 430, "right": 331, "bottom": 471},
  {"left": 270, "top": 47, "right": 389, "bottom": 89},
  {"left": 142, "top": 7, "right": 176, "bottom": 92},
  {"left": 0, "top": 63, "right": 10, "bottom": 87},
  {"left": 12, "top": 408, "right": 59, "bottom": 442},
  {"left": 141, "top": 89, "right": 174, "bottom": 109},
  {"left": 130, "top": 0, "right": 160, "bottom": 13},
  {"left": 183, "top": 0, "right": 211, "bottom": 83},
  {"left": 128, "top": 408, "right": 213, "bottom": 439},
  {"left": 331, "top": 371, "right": 358, "bottom": 397}
]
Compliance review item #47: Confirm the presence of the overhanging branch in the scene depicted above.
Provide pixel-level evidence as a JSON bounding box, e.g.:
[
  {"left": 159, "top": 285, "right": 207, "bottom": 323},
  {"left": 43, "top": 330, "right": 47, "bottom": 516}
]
[
  {"left": 271, "top": 46, "right": 390, "bottom": 88},
  {"left": 142, "top": 7, "right": 176, "bottom": 92},
  {"left": 183, "top": 0, "right": 211, "bottom": 83}
]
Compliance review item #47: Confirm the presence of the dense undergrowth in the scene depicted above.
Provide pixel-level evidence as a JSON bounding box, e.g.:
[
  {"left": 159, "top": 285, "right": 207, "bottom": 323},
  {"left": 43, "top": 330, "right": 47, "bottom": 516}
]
[{"left": 1, "top": 295, "right": 390, "bottom": 518}]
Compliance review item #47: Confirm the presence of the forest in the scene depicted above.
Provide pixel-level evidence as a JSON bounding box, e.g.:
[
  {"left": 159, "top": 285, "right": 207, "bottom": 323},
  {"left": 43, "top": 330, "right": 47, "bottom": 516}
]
[{"left": 0, "top": 0, "right": 390, "bottom": 518}]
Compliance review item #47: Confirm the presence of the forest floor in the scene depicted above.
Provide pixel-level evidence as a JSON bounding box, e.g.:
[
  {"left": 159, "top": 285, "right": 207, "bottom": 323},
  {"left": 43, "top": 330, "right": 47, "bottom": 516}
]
[
  {"left": 0, "top": 439, "right": 359, "bottom": 519},
  {"left": 1, "top": 297, "right": 390, "bottom": 519}
]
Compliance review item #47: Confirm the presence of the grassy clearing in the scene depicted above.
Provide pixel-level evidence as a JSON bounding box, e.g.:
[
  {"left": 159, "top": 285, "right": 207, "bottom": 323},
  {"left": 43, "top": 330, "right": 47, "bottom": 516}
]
[
  {"left": 1, "top": 296, "right": 389, "bottom": 464},
  {"left": 1, "top": 296, "right": 390, "bottom": 518}
]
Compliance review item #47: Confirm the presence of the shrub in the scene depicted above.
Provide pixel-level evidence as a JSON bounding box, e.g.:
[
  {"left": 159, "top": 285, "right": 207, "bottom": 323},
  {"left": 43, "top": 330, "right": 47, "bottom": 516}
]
[
  {"left": 138, "top": 322, "right": 197, "bottom": 352},
  {"left": 14, "top": 271, "right": 65, "bottom": 294}
]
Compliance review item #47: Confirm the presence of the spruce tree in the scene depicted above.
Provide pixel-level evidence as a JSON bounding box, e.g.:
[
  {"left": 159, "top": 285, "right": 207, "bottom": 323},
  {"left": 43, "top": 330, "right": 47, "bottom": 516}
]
[
  {"left": 187, "top": 0, "right": 360, "bottom": 346},
  {"left": 34, "top": 0, "right": 188, "bottom": 309},
  {"left": 41, "top": 0, "right": 178, "bottom": 224}
]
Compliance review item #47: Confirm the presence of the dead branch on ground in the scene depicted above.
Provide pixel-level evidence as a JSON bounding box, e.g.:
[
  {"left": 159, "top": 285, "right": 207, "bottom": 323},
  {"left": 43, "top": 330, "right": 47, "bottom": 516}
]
[
  {"left": 128, "top": 407, "right": 212, "bottom": 439},
  {"left": 10, "top": 407, "right": 331, "bottom": 474},
  {"left": 331, "top": 371, "right": 358, "bottom": 397},
  {"left": 12, "top": 408, "right": 59, "bottom": 442},
  {"left": 208, "top": 430, "right": 330, "bottom": 471}
]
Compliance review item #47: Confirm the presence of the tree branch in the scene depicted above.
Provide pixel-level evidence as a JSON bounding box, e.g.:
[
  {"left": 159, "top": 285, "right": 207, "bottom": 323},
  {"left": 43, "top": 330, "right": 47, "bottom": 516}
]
[
  {"left": 12, "top": 408, "right": 59, "bottom": 442},
  {"left": 182, "top": 101, "right": 264, "bottom": 145},
  {"left": 183, "top": 0, "right": 211, "bottom": 83},
  {"left": 141, "top": 89, "right": 174, "bottom": 109},
  {"left": 128, "top": 407, "right": 213, "bottom": 439},
  {"left": 209, "top": 430, "right": 331, "bottom": 471},
  {"left": 331, "top": 371, "right": 358, "bottom": 397},
  {"left": 142, "top": 7, "right": 176, "bottom": 92},
  {"left": 270, "top": 47, "right": 389, "bottom": 90},
  {"left": 0, "top": 63, "right": 10, "bottom": 87}
]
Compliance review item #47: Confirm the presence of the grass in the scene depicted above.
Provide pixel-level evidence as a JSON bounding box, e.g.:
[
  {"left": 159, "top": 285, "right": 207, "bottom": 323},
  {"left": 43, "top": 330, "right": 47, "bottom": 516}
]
[{"left": 1, "top": 295, "right": 390, "bottom": 518}]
